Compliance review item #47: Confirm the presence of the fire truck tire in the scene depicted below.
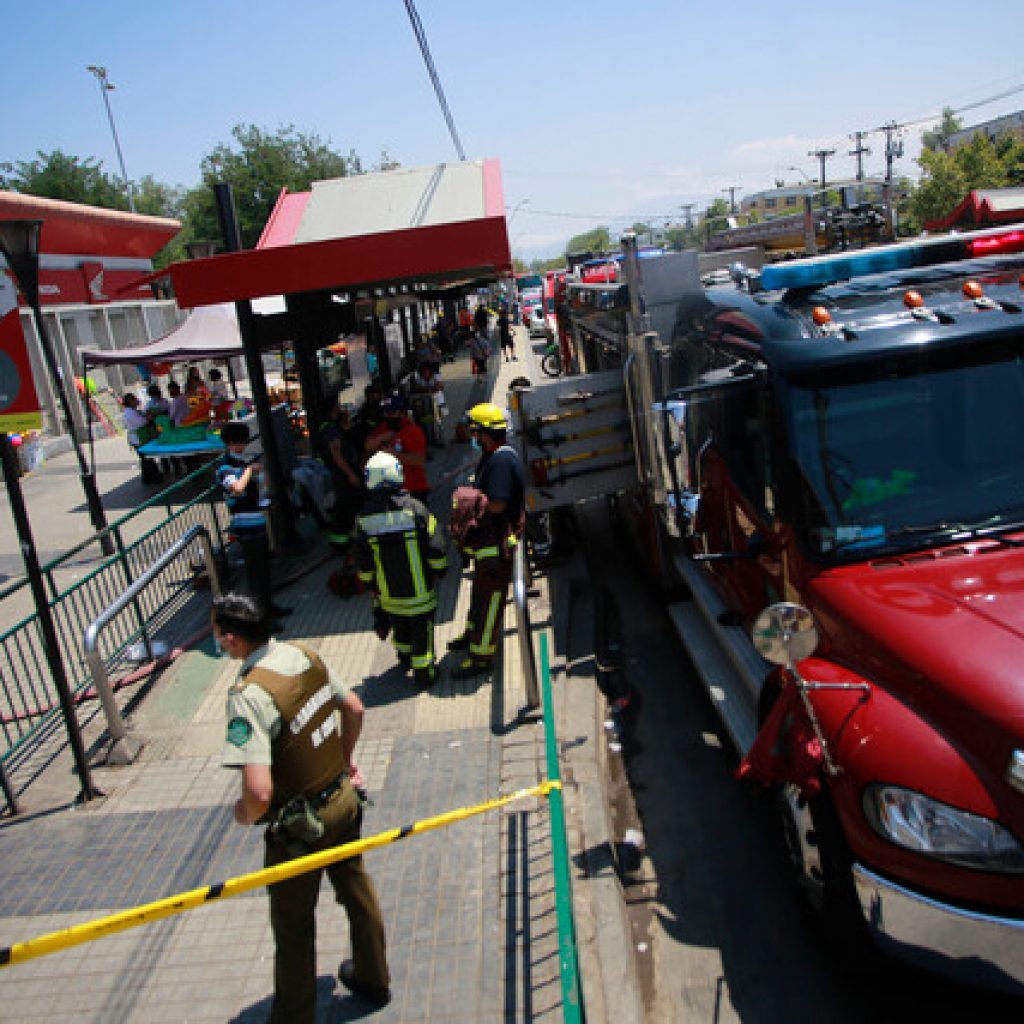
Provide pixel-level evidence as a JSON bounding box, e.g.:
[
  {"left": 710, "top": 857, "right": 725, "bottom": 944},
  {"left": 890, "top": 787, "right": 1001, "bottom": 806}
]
[{"left": 804, "top": 790, "right": 879, "bottom": 975}]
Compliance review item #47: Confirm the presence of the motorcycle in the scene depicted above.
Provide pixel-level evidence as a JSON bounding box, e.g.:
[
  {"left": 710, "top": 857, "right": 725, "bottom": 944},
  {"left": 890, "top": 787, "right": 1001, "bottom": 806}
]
[{"left": 540, "top": 342, "right": 562, "bottom": 378}]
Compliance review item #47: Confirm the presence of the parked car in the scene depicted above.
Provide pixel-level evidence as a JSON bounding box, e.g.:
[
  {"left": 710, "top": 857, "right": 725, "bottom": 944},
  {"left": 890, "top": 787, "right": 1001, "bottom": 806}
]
[{"left": 527, "top": 306, "right": 550, "bottom": 338}]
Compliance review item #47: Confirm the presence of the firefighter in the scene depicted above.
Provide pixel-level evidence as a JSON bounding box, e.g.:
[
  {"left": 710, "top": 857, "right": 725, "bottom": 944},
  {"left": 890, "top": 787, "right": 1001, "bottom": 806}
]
[
  {"left": 449, "top": 403, "right": 525, "bottom": 679},
  {"left": 353, "top": 452, "right": 448, "bottom": 688}
]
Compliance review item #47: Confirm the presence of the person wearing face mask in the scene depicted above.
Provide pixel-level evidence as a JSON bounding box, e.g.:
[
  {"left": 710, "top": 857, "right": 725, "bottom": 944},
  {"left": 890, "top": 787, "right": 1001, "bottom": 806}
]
[
  {"left": 363, "top": 394, "right": 430, "bottom": 503},
  {"left": 447, "top": 403, "right": 525, "bottom": 680}
]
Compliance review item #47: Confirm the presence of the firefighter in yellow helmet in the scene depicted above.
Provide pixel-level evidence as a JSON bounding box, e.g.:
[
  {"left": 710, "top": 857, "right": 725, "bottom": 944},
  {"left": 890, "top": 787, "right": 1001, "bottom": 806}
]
[
  {"left": 448, "top": 403, "right": 526, "bottom": 679},
  {"left": 352, "top": 452, "right": 448, "bottom": 688}
]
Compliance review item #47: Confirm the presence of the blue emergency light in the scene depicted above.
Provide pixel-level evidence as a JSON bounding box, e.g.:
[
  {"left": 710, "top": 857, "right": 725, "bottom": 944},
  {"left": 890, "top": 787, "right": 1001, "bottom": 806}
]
[{"left": 760, "top": 225, "right": 1024, "bottom": 292}]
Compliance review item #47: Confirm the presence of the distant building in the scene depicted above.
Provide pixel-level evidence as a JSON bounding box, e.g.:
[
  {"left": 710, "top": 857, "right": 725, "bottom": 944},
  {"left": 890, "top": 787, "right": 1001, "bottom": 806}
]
[
  {"left": 741, "top": 184, "right": 817, "bottom": 216},
  {"left": 741, "top": 179, "right": 886, "bottom": 218},
  {"left": 946, "top": 110, "right": 1024, "bottom": 151}
]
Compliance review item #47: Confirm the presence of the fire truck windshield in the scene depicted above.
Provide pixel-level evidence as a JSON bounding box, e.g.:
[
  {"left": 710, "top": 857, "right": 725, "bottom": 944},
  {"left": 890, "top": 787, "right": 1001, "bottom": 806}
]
[{"left": 784, "top": 337, "right": 1024, "bottom": 559}]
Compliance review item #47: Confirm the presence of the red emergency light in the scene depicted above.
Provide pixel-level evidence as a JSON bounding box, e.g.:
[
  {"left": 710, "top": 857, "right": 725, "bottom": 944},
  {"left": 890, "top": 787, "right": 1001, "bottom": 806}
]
[{"left": 965, "top": 229, "right": 1024, "bottom": 257}]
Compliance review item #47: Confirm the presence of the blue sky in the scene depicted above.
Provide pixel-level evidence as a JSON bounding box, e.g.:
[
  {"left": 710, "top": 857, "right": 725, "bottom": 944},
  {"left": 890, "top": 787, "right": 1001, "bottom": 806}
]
[{"left": 4, "top": 1, "right": 1024, "bottom": 260}]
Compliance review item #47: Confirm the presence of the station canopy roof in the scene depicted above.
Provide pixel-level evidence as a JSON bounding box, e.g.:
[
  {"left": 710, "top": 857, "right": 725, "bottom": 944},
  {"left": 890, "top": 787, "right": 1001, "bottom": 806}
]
[
  {"left": 0, "top": 190, "right": 180, "bottom": 259},
  {"left": 150, "top": 159, "right": 512, "bottom": 310},
  {"left": 79, "top": 303, "right": 243, "bottom": 366}
]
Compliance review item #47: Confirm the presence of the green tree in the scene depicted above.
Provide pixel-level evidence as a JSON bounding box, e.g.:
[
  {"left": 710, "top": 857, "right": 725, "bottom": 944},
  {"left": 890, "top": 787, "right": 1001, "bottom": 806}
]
[
  {"left": 181, "top": 124, "right": 360, "bottom": 250},
  {"left": 921, "top": 108, "right": 963, "bottom": 152},
  {"left": 565, "top": 225, "right": 610, "bottom": 255},
  {"left": 909, "top": 134, "right": 1011, "bottom": 229},
  {"left": 0, "top": 148, "right": 127, "bottom": 208}
]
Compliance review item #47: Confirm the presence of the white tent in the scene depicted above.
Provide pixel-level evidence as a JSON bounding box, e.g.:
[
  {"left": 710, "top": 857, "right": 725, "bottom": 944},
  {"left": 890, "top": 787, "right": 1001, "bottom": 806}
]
[{"left": 80, "top": 303, "right": 244, "bottom": 367}]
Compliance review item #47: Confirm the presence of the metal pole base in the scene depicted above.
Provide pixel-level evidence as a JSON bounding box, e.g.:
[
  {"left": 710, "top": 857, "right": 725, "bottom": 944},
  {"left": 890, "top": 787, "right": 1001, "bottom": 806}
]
[{"left": 106, "top": 736, "right": 143, "bottom": 767}]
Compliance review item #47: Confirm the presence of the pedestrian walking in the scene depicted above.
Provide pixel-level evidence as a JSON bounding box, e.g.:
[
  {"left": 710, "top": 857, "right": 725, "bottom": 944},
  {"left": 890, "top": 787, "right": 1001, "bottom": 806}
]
[
  {"left": 216, "top": 591, "right": 391, "bottom": 1020},
  {"left": 353, "top": 453, "right": 448, "bottom": 688},
  {"left": 216, "top": 421, "right": 291, "bottom": 620},
  {"left": 498, "top": 308, "right": 515, "bottom": 361},
  {"left": 468, "top": 329, "right": 490, "bottom": 383},
  {"left": 448, "top": 403, "right": 526, "bottom": 679}
]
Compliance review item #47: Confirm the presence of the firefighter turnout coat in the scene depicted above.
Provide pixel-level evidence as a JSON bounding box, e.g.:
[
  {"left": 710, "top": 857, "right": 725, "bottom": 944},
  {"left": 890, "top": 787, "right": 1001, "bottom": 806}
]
[{"left": 352, "top": 488, "right": 448, "bottom": 617}]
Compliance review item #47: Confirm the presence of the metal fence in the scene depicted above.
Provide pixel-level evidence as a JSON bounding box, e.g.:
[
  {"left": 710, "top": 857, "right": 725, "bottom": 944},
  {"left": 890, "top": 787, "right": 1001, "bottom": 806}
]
[{"left": 0, "top": 462, "right": 229, "bottom": 794}]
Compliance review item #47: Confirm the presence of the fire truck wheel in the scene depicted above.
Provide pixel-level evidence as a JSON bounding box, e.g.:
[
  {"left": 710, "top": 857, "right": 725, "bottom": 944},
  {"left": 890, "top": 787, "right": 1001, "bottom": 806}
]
[{"left": 801, "top": 789, "right": 879, "bottom": 974}]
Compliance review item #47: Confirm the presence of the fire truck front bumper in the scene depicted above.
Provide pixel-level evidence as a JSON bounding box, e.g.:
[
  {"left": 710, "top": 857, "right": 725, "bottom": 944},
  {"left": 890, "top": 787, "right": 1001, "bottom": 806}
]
[{"left": 853, "top": 863, "right": 1024, "bottom": 994}]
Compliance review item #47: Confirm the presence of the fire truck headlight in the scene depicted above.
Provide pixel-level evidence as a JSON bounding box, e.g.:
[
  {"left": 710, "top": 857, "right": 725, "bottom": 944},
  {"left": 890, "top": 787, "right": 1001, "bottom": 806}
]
[
  {"left": 1008, "top": 750, "right": 1024, "bottom": 796},
  {"left": 863, "top": 784, "right": 1024, "bottom": 873}
]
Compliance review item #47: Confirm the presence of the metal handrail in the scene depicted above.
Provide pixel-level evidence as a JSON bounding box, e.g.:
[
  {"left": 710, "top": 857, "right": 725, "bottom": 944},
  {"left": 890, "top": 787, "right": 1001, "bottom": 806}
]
[
  {"left": 512, "top": 541, "right": 540, "bottom": 709},
  {"left": 82, "top": 524, "right": 221, "bottom": 765}
]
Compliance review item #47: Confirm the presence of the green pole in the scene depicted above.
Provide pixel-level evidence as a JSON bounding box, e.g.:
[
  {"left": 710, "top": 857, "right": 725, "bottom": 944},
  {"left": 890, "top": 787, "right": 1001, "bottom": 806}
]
[{"left": 539, "top": 632, "right": 585, "bottom": 1023}]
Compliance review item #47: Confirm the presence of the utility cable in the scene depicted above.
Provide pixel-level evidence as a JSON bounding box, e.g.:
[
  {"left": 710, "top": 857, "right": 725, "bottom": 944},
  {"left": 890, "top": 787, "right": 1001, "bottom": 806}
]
[{"left": 403, "top": 0, "right": 466, "bottom": 161}]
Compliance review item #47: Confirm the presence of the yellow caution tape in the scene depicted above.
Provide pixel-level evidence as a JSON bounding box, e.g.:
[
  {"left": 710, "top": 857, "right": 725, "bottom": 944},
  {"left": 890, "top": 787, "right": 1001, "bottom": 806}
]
[{"left": 0, "top": 778, "right": 560, "bottom": 968}]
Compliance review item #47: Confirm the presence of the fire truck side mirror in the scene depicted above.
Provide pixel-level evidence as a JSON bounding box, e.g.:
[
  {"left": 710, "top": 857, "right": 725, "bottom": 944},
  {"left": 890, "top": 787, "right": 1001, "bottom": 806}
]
[{"left": 752, "top": 603, "right": 819, "bottom": 670}]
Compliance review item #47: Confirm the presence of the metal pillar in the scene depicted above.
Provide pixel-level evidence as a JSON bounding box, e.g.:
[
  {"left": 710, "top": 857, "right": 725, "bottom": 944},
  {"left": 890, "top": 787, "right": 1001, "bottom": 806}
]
[
  {"left": 0, "top": 434, "right": 98, "bottom": 803},
  {"left": 214, "top": 183, "right": 296, "bottom": 545}
]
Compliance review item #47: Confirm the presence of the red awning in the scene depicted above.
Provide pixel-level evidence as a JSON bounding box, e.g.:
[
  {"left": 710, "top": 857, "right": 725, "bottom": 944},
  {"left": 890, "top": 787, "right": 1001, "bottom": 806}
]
[
  {"left": 924, "top": 188, "right": 1024, "bottom": 232},
  {"left": 162, "top": 214, "right": 511, "bottom": 309}
]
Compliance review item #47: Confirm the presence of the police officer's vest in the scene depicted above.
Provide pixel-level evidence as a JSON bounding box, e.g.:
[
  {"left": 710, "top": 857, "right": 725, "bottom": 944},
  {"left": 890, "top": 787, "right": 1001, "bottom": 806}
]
[{"left": 243, "top": 644, "right": 345, "bottom": 803}]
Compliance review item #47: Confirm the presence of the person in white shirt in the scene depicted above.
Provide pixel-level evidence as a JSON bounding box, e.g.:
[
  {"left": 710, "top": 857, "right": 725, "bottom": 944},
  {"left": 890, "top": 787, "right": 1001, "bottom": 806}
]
[
  {"left": 167, "top": 381, "right": 189, "bottom": 427},
  {"left": 122, "top": 393, "right": 161, "bottom": 484}
]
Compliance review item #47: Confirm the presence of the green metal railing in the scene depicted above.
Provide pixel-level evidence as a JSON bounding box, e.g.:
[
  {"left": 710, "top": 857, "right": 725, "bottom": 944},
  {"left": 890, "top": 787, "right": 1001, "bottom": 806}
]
[
  {"left": 0, "top": 462, "right": 229, "bottom": 794},
  {"left": 539, "top": 632, "right": 586, "bottom": 1024}
]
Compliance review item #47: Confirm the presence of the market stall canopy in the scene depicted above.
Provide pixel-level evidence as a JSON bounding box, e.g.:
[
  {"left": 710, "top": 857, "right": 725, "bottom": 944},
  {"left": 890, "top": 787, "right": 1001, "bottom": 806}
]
[
  {"left": 79, "top": 303, "right": 243, "bottom": 366},
  {"left": 139, "top": 159, "right": 511, "bottom": 309}
]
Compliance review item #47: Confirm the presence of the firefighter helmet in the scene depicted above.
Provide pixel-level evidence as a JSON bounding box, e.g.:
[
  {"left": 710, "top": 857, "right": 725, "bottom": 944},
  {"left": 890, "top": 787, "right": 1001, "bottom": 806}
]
[
  {"left": 365, "top": 451, "right": 404, "bottom": 489},
  {"left": 467, "top": 402, "right": 507, "bottom": 431}
]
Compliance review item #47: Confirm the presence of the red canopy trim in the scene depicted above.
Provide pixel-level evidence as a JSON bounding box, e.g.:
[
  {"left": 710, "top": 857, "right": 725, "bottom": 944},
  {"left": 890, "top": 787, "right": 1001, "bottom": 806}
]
[
  {"left": 0, "top": 190, "right": 180, "bottom": 259},
  {"left": 164, "top": 215, "right": 512, "bottom": 309}
]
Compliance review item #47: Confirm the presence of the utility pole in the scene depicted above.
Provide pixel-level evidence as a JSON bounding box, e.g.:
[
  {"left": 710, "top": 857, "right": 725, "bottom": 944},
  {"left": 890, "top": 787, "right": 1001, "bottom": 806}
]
[
  {"left": 807, "top": 148, "right": 835, "bottom": 190},
  {"left": 878, "top": 120, "right": 904, "bottom": 185},
  {"left": 878, "top": 120, "right": 904, "bottom": 240},
  {"left": 722, "top": 186, "right": 741, "bottom": 215},
  {"left": 849, "top": 131, "right": 871, "bottom": 182}
]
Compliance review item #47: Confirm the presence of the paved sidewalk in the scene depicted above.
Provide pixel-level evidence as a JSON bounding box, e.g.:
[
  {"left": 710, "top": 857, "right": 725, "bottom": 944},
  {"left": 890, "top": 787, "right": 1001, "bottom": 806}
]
[{"left": 0, "top": 330, "right": 634, "bottom": 1023}]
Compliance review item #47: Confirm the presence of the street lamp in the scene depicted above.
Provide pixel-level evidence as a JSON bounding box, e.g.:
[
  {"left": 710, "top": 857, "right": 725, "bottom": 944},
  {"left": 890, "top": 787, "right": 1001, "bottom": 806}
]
[
  {"left": 0, "top": 220, "right": 113, "bottom": 554},
  {"left": 86, "top": 65, "right": 135, "bottom": 213},
  {"left": 507, "top": 198, "right": 529, "bottom": 226},
  {"left": 787, "top": 166, "right": 811, "bottom": 182}
]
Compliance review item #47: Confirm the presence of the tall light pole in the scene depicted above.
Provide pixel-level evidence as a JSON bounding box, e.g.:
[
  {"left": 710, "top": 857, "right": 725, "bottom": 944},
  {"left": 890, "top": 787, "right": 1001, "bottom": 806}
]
[
  {"left": 508, "top": 198, "right": 529, "bottom": 227},
  {"left": 86, "top": 65, "right": 135, "bottom": 212},
  {"left": 0, "top": 220, "right": 114, "bottom": 555},
  {"left": 787, "top": 165, "right": 811, "bottom": 183}
]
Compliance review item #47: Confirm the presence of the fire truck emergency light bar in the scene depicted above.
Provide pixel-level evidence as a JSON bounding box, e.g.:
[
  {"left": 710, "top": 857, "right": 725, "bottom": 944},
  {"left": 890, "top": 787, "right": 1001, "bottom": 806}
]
[{"left": 760, "top": 225, "right": 1024, "bottom": 292}]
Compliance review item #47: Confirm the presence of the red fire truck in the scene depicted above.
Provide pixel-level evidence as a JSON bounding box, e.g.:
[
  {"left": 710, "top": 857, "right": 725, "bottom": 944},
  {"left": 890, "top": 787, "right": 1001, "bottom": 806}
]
[{"left": 512, "top": 227, "right": 1024, "bottom": 992}]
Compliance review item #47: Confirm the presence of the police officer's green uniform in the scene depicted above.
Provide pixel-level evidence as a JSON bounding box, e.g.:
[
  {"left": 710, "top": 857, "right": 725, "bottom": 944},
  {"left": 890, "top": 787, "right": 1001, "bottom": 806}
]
[{"left": 222, "top": 639, "right": 389, "bottom": 1021}]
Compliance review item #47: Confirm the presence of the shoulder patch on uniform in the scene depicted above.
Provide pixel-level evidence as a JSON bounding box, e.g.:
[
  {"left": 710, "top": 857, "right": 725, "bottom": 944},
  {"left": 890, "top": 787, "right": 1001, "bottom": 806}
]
[{"left": 226, "top": 717, "right": 253, "bottom": 747}]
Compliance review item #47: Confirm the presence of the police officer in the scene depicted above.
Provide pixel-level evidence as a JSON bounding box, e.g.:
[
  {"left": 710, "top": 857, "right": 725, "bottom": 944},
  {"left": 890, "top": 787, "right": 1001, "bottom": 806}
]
[
  {"left": 217, "top": 592, "right": 390, "bottom": 1019},
  {"left": 353, "top": 452, "right": 448, "bottom": 688},
  {"left": 449, "top": 403, "right": 526, "bottom": 679}
]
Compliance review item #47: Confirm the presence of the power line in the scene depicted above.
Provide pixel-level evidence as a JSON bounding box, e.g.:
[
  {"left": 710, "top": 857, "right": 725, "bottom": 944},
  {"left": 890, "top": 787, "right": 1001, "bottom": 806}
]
[{"left": 402, "top": 0, "right": 465, "bottom": 161}]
